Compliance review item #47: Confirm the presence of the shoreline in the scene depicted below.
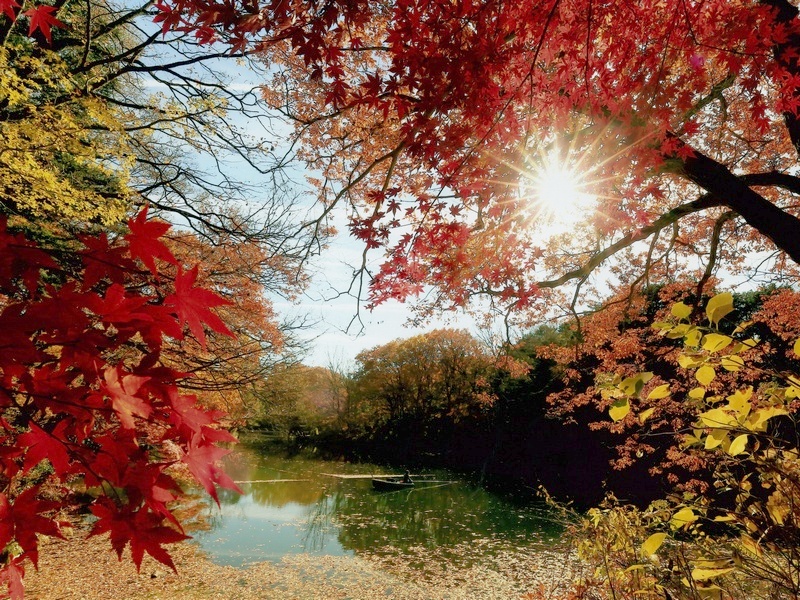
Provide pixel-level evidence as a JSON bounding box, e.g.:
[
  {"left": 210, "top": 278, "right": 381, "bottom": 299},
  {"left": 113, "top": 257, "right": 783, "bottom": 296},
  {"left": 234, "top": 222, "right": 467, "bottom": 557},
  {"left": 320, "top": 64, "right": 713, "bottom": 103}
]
[{"left": 24, "top": 529, "right": 582, "bottom": 599}]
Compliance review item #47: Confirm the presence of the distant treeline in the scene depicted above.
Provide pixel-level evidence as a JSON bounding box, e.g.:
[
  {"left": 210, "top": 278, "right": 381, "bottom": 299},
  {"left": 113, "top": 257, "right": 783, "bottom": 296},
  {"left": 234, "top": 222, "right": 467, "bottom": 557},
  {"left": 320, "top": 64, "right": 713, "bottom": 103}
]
[{"left": 252, "top": 286, "right": 800, "bottom": 508}]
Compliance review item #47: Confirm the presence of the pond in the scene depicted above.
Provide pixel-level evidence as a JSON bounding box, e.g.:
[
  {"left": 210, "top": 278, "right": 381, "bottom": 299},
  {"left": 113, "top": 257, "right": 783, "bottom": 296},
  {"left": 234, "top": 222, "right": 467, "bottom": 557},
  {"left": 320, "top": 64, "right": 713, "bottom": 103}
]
[{"left": 189, "top": 434, "right": 566, "bottom": 572}]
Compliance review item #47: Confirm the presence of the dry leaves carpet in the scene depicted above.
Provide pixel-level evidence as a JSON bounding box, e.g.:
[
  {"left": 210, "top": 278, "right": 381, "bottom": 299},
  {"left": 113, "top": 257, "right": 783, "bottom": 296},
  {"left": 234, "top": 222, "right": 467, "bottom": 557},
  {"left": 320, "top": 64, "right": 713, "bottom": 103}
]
[{"left": 24, "top": 527, "right": 579, "bottom": 599}]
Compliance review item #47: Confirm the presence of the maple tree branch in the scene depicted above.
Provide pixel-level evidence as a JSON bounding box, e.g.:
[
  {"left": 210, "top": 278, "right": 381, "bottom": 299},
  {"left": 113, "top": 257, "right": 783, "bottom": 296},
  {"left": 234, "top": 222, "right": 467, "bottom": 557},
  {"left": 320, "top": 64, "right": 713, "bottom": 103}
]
[
  {"left": 679, "top": 147, "right": 800, "bottom": 265},
  {"left": 536, "top": 195, "right": 721, "bottom": 289},
  {"left": 696, "top": 210, "right": 735, "bottom": 298}
]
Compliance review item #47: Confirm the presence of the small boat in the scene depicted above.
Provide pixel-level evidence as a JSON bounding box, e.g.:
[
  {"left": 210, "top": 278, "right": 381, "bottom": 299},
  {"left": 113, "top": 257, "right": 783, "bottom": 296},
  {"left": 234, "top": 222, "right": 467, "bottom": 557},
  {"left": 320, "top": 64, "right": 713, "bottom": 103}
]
[{"left": 372, "top": 477, "right": 414, "bottom": 491}]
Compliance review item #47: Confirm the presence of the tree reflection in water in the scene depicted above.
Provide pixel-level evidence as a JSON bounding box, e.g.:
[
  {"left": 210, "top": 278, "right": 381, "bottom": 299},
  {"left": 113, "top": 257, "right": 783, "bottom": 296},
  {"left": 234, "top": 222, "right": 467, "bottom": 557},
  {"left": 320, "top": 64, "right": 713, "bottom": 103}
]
[{"left": 192, "top": 437, "right": 564, "bottom": 570}]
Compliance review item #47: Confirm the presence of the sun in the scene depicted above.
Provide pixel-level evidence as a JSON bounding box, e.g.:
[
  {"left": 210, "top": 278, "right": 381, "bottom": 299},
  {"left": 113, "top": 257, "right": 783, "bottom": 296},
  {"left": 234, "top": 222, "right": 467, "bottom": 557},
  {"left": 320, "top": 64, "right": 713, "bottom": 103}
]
[{"left": 521, "top": 148, "right": 596, "bottom": 234}]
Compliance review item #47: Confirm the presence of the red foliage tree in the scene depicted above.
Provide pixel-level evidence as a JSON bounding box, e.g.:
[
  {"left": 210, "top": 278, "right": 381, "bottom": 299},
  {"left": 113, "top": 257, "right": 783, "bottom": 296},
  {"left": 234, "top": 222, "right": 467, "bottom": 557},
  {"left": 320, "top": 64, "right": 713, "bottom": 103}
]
[
  {"left": 0, "top": 208, "right": 239, "bottom": 598},
  {"left": 145, "top": 0, "right": 800, "bottom": 326}
]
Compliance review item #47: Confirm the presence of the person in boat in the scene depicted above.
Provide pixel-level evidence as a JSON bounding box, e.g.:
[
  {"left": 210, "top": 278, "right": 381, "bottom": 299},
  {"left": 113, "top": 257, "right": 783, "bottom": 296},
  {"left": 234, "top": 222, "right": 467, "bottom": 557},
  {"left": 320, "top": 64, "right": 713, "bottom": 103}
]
[{"left": 402, "top": 470, "right": 412, "bottom": 483}]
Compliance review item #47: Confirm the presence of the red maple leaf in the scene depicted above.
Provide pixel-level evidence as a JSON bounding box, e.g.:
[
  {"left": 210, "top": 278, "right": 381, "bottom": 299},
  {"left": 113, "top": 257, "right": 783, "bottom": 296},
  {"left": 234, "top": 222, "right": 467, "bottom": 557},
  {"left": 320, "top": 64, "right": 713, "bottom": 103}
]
[
  {"left": 18, "top": 421, "right": 72, "bottom": 477},
  {"left": 129, "top": 509, "right": 189, "bottom": 572},
  {"left": 0, "top": 0, "right": 20, "bottom": 21},
  {"left": 102, "top": 366, "right": 151, "bottom": 429},
  {"left": 80, "top": 232, "right": 132, "bottom": 289},
  {"left": 90, "top": 502, "right": 188, "bottom": 572},
  {"left": 169, "top": 391, "right": 214, "bottom": 434},
  {"left": 22, "top": 4, "right": 65, "bottom": 44},
  {"left": 164, "top": 265, "right": 233, "bottom": 348},
  {"left": 182, "top": 435, "right": 241, "bottom": 504},
  {"left": 125, "top": 206, "right": 177, "bottom": 276},
  {"left": 0, "top": 559, "right": 24, "bottom": 600},
  {"left": 11, "top": 487, "right": 64, "bottom": 568}
]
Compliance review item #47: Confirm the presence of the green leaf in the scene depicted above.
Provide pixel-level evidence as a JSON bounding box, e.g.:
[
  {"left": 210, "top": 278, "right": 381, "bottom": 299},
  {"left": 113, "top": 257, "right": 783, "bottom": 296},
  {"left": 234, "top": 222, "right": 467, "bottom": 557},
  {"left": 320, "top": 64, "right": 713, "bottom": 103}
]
[
  {"left": 647, "top": 384, "right": 670, "bottom": 400},
  {"left": 706, "top": 292, "right": 734, "bottom": 325},
  {"left": 696, "top": 365, "right": 716, "bottom": 386},
  {"left": 728, "top": 434, "right": 748, "bottom": 456},
  {"left": 702, "top": 333, "right": 732, "bottom": 353},
  {"left": 721, "top": 355, "right": 744, "bottom": 372},
  {"left": 642, "top": 532, "right": 667, "bottom": 556},
  {"left": 672, "top": 302, "right": 692, "bottom": 319},
  {"left": 609, "top": 399, "right": 630, "bottom": 422}
]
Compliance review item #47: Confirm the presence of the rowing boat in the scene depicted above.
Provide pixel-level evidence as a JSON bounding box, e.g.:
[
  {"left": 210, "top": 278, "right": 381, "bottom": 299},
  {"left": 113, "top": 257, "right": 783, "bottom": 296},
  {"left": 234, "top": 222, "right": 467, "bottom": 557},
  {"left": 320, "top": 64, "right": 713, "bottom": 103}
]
[{"left": 371, "top": 477, "right": 414, "bottom": 491}]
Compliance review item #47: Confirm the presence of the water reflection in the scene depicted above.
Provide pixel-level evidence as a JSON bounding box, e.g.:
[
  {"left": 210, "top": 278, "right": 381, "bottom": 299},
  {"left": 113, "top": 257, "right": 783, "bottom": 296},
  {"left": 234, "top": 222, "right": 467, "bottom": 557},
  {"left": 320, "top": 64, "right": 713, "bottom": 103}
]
[{"left": 192, "top": 437, "right": 563, "bottom": 569}]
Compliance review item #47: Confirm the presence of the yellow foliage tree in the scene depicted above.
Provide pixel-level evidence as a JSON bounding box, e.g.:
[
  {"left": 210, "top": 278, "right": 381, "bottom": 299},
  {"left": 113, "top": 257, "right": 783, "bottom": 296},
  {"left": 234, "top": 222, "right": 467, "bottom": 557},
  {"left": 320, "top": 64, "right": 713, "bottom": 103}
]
[{"left": 573, "top": 293, "right": 800, "bottom": 600}]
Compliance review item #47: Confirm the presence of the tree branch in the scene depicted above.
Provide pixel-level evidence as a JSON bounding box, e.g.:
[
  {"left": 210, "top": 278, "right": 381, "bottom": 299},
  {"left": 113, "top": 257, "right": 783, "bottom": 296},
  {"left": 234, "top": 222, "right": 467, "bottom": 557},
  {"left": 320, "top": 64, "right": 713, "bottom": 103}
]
[
  {"left": 536, "top": 195, "right": 722, "bottom": 289},
  {"left": 680, "top": 144, "right": 800, "bottom": 265}
]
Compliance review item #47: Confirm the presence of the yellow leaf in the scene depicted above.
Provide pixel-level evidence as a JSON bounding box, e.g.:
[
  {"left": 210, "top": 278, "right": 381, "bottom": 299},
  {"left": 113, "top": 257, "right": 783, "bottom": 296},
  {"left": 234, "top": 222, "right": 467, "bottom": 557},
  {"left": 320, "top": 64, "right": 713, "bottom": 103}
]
[
  {"left": 609, "top": 399, "right": 630, "bottom": 422},
  {"left": 696, "top": 365, "right": 716, "bottom": 386},
  {"left": 701, "top": 408, "right": 734, "bottom": 428},
  {"left": 728, "top": 434, "right": 748, "bottom": 456},
  {"left": 721, "top": 355, "right": 744, "bottom": 372},
  {"left": 732, "top": 321, "right": 753, "bottom": 335},
  {"left": 767, "top": 490, "right": 790, "bottom": 525},
  {"left": 726, "top": 387, "right": 753, "bottom": 411},
  {"left": 641, "top": 532, "right": 667, "bottom": 556},
  {"left": 691, "top": 567, "right": 734, "bottom": 581},
  {"left": 746, "top": 407, "right": 789, "bottom": 432},
  {"left": 672, "top": 301, "right": 692, "bottom": 319},
  {"left": 739, "top": 535, "right": 761, "bottom": 556},
  {"left": 701, "top": 333, "right": 732, "bottom": 353},
  {"left": 671, "top": 507, "right": 697, "bottom": 530},
  {"left": 794, "top": 338, "right": 800, "bottom": 357},
  {"left": 689, "top": 387, "right": 707, "bottom": 400},
  {"left": 685, "top": 327, "right": 702, "bottom": 348},
  {"left": 706, "top": 292, "right": 734, "bottom": 325},
  {"left": 647, "top": 384, "right": 670, "bottom": 400},
  {"left": 619, "top": 372, "right": 653, "bottom": 396},
  {"left": 704, "top": 428, "right": 727, "bottom": 450},
  {"left": 666, "top": 323, "right": 691, "bottom": 339},
  {"left": 639, "top": 407, "right": 656, "bottom": 424},
  {"left": 678, "top": 354, "right": 703, "bottom": 369}
]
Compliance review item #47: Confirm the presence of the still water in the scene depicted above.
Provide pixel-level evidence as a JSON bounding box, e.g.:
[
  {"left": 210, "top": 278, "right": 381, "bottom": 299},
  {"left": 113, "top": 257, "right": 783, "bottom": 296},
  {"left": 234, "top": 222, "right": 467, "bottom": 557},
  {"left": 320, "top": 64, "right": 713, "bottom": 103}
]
[{"left": 190, "top": 435, "right": 563, "bottom": 569}]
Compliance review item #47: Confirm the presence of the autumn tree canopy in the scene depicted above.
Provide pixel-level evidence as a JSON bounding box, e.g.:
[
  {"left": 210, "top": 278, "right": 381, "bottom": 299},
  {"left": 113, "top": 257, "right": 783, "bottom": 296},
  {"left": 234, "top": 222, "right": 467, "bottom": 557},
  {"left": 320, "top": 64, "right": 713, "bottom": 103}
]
[
  {"left": 150, "top": 0, "right": 800, "bottom": 327},
  {"left": 348, "top": 329, "right": 494, "bottom": 425}
]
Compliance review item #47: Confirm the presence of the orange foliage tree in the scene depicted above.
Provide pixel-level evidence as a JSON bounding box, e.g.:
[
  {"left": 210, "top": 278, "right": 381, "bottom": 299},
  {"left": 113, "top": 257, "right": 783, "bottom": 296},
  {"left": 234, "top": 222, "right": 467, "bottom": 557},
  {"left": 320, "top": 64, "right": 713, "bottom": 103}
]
[
  {"left": 349, "top": 329, "right": 494, "bottom": 426},
  {"left": 161, "top": 230, "right": 305, "bottom": 421}
]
